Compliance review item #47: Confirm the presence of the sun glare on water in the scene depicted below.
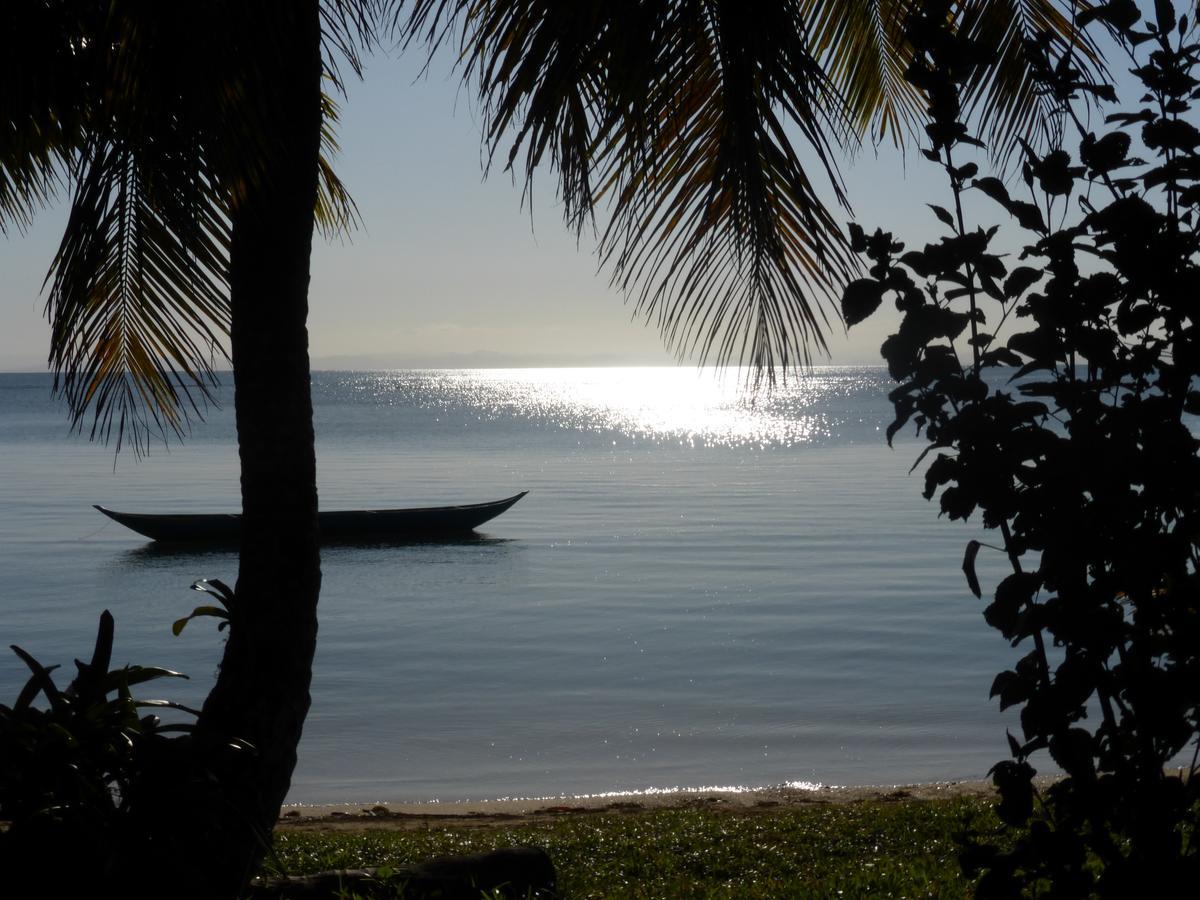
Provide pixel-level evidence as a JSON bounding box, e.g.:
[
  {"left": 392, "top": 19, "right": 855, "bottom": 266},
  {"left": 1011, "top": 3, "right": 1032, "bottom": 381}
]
[{"left": 354, "top": 367, "right": 884, "bottom": 449}]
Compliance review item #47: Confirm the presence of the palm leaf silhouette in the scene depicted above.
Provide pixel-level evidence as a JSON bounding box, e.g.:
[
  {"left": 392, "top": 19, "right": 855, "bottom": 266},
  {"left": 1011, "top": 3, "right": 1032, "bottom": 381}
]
[
  {"left": 5, "top": 1, "right": 367, "bottom": 452},
  {"left": 402, "top": 0, "right": 1102, "bottom": 377}
]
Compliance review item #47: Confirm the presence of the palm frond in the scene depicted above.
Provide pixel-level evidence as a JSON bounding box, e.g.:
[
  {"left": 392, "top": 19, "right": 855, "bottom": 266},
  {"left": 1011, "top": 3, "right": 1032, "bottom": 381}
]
[
  {"left": 596, "top": 3, "right": 857, "bottom": 375},
  {"left": 401, "top": 1, "right": 1104, "bottom": 378},
  {"left": 20, "top": 1, "right": 367, "bottom": 451},
  {"left": 29, "top": 3, "right": 238, "bottom": 454},
  {"left": 444, "top": 0, "right": 620, "bottom": 230},
  {"left": 316, "top": 0, "right": 381, "bottom": 245},
  {"left": 0, "top": 0, "right": 87, "bottom": 234},
  {"left": 958, "top": 0, "right": 1104, "bottom": 165},
  {"left": 321, "top": 0, "right": 379, "bottom": 95},
  {"left": 45, "top": 139, "right": 231, "bottom": 456},
  {"left": 0, "top": 130, "right": 66, "bottom": 237},
  {"left": 315, "top": 91, "right": 363, "bottom": 239},
  {"left": 800, "top": 0, "right": 924, "bottom": 148},
  {"left": 800, "top": 1, "right": 1103, "bottom": 160},
  {"left": 402, "top": 0, "right": 858, "bottom": 377}
]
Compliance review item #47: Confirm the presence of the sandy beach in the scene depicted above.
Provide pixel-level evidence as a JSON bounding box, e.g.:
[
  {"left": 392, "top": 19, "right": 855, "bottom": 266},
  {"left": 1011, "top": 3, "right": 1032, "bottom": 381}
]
[{"left": 276, "top": 778, "right": 1028, "bottom": 832}]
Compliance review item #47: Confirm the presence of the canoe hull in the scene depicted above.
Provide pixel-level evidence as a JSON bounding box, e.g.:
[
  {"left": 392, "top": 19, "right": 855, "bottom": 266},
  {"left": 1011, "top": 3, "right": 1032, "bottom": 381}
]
[{"left": 94, "top": 492, "right": 528, "bottom": 544}]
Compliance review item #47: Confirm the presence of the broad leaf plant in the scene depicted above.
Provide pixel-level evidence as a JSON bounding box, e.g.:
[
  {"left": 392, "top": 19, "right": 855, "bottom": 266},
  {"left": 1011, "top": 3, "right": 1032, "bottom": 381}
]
[{"left": 845, "top": 0, "right": 1200, "bottom": 893}]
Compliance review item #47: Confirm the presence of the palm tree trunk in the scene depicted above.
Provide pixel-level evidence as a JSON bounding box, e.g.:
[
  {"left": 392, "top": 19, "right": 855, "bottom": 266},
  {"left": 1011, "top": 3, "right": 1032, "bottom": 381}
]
[{"left": 179, "top": 3, "right": 324, "bottom": 896}]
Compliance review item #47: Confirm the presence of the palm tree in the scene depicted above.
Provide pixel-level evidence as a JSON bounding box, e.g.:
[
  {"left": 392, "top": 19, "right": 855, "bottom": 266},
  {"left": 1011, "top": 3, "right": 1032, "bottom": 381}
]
[
  {"left": 4, "top": 1, "right": 363, "bottom": 893},
  {"left": 3, "top": 1, "right": 1099, "bottom": 894}
]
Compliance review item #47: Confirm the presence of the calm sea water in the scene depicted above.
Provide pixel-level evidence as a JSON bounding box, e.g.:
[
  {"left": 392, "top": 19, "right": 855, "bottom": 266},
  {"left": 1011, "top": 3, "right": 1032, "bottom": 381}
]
[{"left": 0, "top": 367, "right": 1023, "bottom": 804}]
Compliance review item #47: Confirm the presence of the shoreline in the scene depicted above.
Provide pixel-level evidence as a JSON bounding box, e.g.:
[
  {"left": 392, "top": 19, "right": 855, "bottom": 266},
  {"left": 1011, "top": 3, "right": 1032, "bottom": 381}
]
[{"left": 276, "top": 777, "right": 1032, "bottom": 831}]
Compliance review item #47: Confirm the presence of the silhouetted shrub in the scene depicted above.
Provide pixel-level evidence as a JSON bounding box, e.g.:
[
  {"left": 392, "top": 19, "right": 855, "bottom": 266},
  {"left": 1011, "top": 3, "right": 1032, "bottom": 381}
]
[
  {"left": 846, "top": 1, "right": 1199, "bottom": 894},
  {"left": 0, "top": 592, "right": 246, "bottom": 897}
]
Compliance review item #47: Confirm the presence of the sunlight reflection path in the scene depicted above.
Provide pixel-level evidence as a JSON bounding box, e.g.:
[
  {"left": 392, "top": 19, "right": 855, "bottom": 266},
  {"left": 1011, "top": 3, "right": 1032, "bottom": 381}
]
[{"left": 349, "top": 367, "right": 886, "bottom": 449}]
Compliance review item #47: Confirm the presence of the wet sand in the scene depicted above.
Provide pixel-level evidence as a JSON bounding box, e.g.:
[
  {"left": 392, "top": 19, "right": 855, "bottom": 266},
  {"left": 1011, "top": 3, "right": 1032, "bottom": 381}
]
[{"left": 276, "top": 778, "right": 1030, "bottom": 832}]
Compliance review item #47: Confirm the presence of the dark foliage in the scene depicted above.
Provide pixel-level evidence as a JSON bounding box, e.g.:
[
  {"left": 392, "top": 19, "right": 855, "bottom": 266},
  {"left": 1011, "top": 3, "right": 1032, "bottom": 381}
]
[
  {"left": 0, "top": 606, "right": 251, "bottom": 894},
  {"left": 0, "top": 611, "right": 187, "bottom": 887},
  {"left": 845, "top": 1, "right": 1200, "bottom": 894}
]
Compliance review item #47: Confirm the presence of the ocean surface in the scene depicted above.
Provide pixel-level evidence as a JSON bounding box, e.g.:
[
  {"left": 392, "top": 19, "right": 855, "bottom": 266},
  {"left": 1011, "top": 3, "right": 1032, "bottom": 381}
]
[{"left": 0, "top": 367, "right": 1026, "bottom": 804}]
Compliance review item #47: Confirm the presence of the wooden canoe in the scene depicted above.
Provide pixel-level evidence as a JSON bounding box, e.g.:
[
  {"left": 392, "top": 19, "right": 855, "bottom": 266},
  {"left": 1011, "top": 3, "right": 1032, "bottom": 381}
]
[{"left": 94, "top": 491, "right": 528, "bottom": 543}]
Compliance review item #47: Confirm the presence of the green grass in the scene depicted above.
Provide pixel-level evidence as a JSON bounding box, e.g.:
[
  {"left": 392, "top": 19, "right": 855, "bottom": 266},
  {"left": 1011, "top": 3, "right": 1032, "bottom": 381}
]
[{"left": 264, "top": 797, "right": 1003, "bottom": 898}]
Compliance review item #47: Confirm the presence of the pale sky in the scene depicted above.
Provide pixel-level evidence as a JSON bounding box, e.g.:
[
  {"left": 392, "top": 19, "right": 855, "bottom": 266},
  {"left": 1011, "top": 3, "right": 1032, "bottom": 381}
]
[{"left": 0, "top": 45, "right": 976, "bottom": 373}]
